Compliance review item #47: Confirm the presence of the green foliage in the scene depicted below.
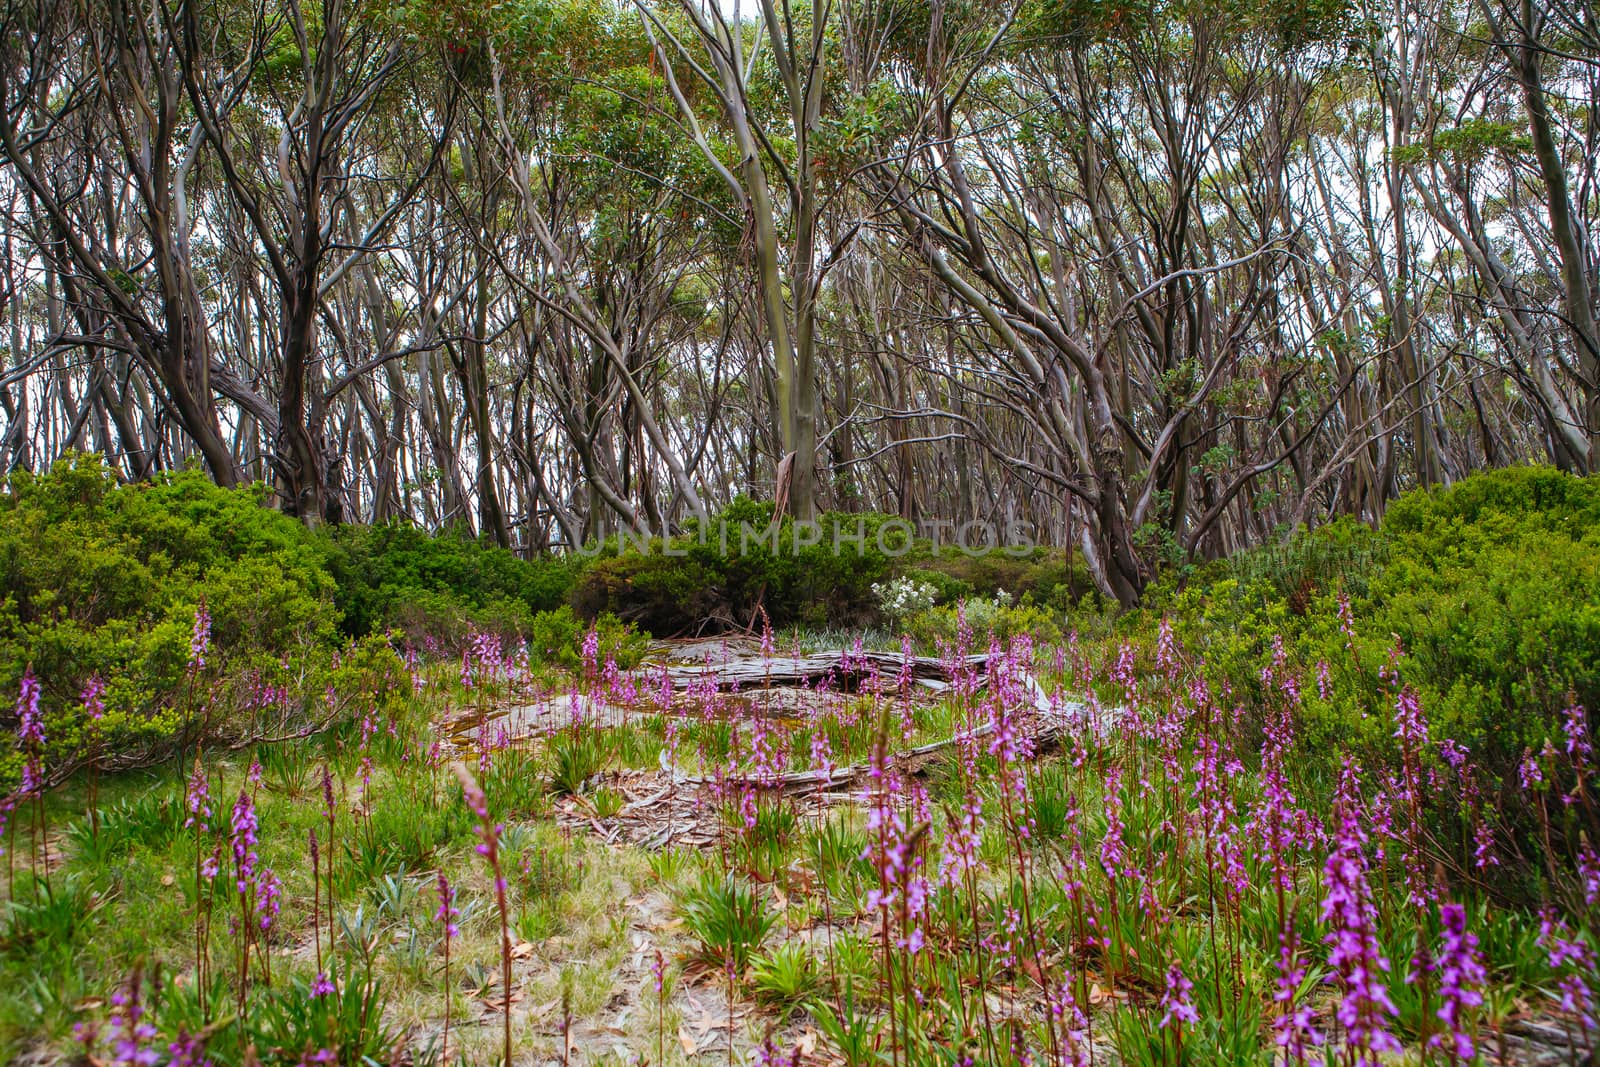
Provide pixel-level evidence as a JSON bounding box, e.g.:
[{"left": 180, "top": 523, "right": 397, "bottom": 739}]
[
  {"left": 547, "top": 729, "right": 615, "bottom": 796},
  {"left": 1392, "top": 119, "right": 1532, "bottom": 166},
  {"left": 525, "top": 605, "right": 647, "bottom": 670},
  {"left": 1331, "top": 467, "right": 1600, "bottom": 769},
  {"left": 0, "top": 456, "right": 338, "bottom": 786},
  {"left": 571, "top": 497, "right": 1094, "bottom": 634},
  {"left": 509, "top": 835, "right": 576, "bottom": 903},
  {"left": 808, "top": 978, "right": 888, "bottom": 1066},
  {"left": 1, "top": 874, "right": 105, "bottom": 962},
  {"left": 749, "top": 942, "right": 820, "bottom": 1011},
  {"left": 677, "top": 872, "right": 776, "bottom": 975},
  {"left": 62, "top": 790, "right": 184, "bottom": 866},
  {"left": 1025, "top": 762, "right": 1074, "bottom": 843},
  {"left": 591, "top": 786, "right": 624, "bottom": 819},
  {"left": 348, "top": 783, "right": 475, "bottom": 882},
  {"left": 734, "top": 799, "right": 800, "bottom": 878},
  {"left": 571, "top": 499, "right": 905, "bottom": 632},
  {"left": 905, "top": 595, "right": 1063, "bottom": 648},
  {"left": 1131, "top": 466, "right": 1600, "bottom": 862},
  {"left": 809, "top": 819, "right": 873, "bottom": 900},
  {"left": 1022, "top": 0, "right": 1350, "bottom": 47},
  {"left": 249, "top": 971, "right": 398, "bottom": 1066},
  {"left": 321, "top": 521, "right": 577, "bottom": 644},
  {"left": 904, "top": 549, "right": 1093, "bottom": 614}
]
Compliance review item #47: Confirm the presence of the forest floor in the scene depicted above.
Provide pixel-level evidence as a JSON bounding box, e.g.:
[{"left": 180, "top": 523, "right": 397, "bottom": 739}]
[{"left": 1, "top": 633, "right": 1596, "bottom": 1067}]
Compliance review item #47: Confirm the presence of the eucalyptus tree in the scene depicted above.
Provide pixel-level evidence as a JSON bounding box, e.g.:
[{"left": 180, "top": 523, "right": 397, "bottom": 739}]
[
  {"left": 0, "top": 0, "right": 242, "bottom": 484},
  {"left": 1491, "top": 0, "right": 1600, "bottom": 467},
  {"left": 177, "top": 0, "right": 457, "bottom": 524},
  {"left": 636, "top": 0, "right": 852, "bottom": 519},
  {"left": 847, "top": 0, "right": 1365, "bottom": 602},
  {"left": 1403, "top": 0, "right": 1600, "bottom": 472},
  {"left": 476, "top": 12, "right": 719, "bottom": 533}
]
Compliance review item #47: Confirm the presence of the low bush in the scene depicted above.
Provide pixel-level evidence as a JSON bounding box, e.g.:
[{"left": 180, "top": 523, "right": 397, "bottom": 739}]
[
  {"left": 1145, "top": 467, "right": 1598, "bottom": 776},
  {"left": 1106, "top": 465, "right": 1600, "bottom": 891},
  {"left": 0, "top": 456, "right": 338, "bottom": 788},
  {"left": 321, "top": 521, "right": 578, "bottom": 644},
  {"left": 0, "top": 456, "right": 653, "bottom": 790},
  {"left": 526, "top": 605, "right": 647, "bottom": 670},
  {"left": 570, "top": 498, "right": 900, "bottom": 632},
  {"left": 903, "top": 549, "right": 1094, "bottom": 614},
  {"left": 904, "top": 594, "right": 1064, "bottom": 649},
  {"left": 570, "top": 496, "right": 1096, "bottom": 633}
]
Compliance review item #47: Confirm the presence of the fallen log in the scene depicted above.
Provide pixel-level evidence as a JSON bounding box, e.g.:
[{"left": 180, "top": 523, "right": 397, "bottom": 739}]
[
  {"left": 654, "top": 649, "right": 993, "bottom": 691},
  {"left": 657, "top": 681, "right": 1114, "bottom": 796}
]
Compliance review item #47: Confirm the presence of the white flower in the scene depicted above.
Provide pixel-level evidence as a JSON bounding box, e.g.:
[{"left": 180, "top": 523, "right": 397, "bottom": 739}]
[{"left": 875, "top": 576, "right": 939, "bottom": 622}]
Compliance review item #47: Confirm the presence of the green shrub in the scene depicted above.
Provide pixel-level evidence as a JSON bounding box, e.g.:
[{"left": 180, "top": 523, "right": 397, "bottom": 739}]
[
  {"left": 571, "top": 550, "right": 725, "bottom": 635},
  {"left": 1315, "top": 467, "right": 1600, "bottom": 772},
  {"left": 905, "top": 549, "right": 1094, "bottom": 613},
  {"left": 570, "top": 497, "right": 1099, "bottom": 633},
  {"left": 0, "top": 456, "right": 338, "bottom": 787},
  {"left": 1119, "top": 466, "right": 1600, "bottom": 886},
  {"left": 894, "top": 566, "right": 970, "bottom": 606},
  {"left": 321, "top": 521, "right": 578, "bottom": 643},
  {"left": 1139, "top": 468, "right": 1596, "bottom": 760},
  {"left": 570, "top": 499, "right": 903, "bottom": 633},
  {"left": 526, "top": 605, "right": 647, "bottom": 670}
]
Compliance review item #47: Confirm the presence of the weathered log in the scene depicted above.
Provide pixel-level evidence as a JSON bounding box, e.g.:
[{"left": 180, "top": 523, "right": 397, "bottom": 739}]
[{"left": 653, "top": 648, "right": 993, "bottom": 691}]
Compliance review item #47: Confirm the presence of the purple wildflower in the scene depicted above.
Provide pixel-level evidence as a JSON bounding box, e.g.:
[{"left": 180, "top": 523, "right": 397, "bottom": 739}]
[
  {"left": 200, "top": 841, "right": 221, "bottom": 882},
  {"left": 255, "top": 867, "right": 282, "bottom": 931},
  {"left": 1099, "top": 766, "right": 1131, "bottom": 880},
  {"left": 436, "top": 871, "right": 460, "bottom": 939},
  {"left": 1273, "top": 925, "right": 1323, "bottom": 1059},
  {"left": 1564, "top": 704, "right": 1592, "bottom": 766},
  {"left": 1431, "top": 903, "right": 1485, "bottom": 1060},
  {"left": 1321, "top": 762, "right": 1401, "bottom": 1062},
  {"left": 1519, "top": 750, "right": 1543, "bottom": 791},
  {"left": 1393, "top": 685, "right": 1427, "bottom": 751},
  {"left": 1556, "top": 975, "right": 1597, "bottom": 1031},
  {"left": 107, "top": 985, "right": 159, "bottom": 1067},
  {"left": 81, "top": 675, "right": 106, "bottom": 721},
  {"left": 1157, "top": 962, "right": 1199, "bottom": 1029},
  {"left": 16, "top": 668, "right": 43, "bottom": 747},
  {"left": 321, "top": 763, "right": 336, "bottom": 824},
  {"left": 190, "top": 601, "right": 211, "bottom": 671},
  {"left": 165, "top": 1030, "right": 211, "bottom": 1067},
  {"left": 230, "top": 789, "right": 259, "bottom": 894},
  {"left": 938, "top": 789, "right": 985, "bottom": 887},
  {"left": 581, "top": 626, "right": 600, "bottom": 678},
  {"left": 15, "top": 668, "right": 45, "bottom": 795},
  {"left": 184, "top": 766, "right": 212, "bottom": 832},
  {"left": 1472, "top": 819, "right": 1499, "bottom": 870},
  {"left": 1578, "top": 843, "right": 1600, "bottom": 907}
]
